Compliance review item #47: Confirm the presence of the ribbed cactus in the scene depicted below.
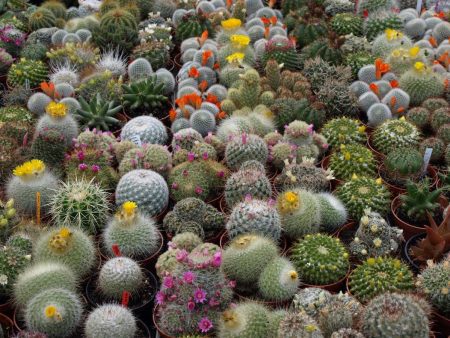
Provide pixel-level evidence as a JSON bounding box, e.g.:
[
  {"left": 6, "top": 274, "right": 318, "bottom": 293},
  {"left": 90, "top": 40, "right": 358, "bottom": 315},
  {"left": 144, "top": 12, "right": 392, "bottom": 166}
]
[
  {"left": 261, "top": 36, "right": 300, "bottom": 71},
  {"left": 329, "top": 143, "right": 377, "bottom": 180},
  {"left": 331, "top": 13, "right": 363, "bottom": 36},
  {"left": 120, "top": 116, "right": 168, "bottom": 145},
  {"left": 225, "top": 134, "right": 268, "bottom": 170},
  {"left": 28, "top": 8, "right": 57, "bottom": 31},
  {"left": 0, "top": 245, "right": 31, "bottom": 298},
  {"left": 85, "top": 304, "right": 137, "bottom": 338},
  {"left": 371, "top": 118, "right": 421, "bottom": 154},
  {"left": 7, "top": 58, "right": 48, "bottom": 88}
]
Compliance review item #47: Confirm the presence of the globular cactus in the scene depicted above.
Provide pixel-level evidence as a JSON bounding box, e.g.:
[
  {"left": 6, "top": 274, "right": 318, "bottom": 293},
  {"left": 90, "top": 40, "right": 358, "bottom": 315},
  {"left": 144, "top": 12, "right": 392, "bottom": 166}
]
[
  {"left": 316, "top": 193, "right": 348, "bottom": 233},
  {"left": 28, "top": 8, "right": 57, "bottom": 31},
  {"left": 430, "top": 107, "right": 450, "bottom": 133},
  {"left": 49, "top": 179, "right": 110, "bottom": 235},
  {"left": 278, "top": 311, "right": 324, "bottom": 338},
  {"left": 98, "top": 256, "right": 145, "bottom": 300},
  {"left": 258, "top": 257, "right": 300, "bottom": 302},
  {"left": 371, "top": 29, "right": 412, "bottom": 57},
  {"left": 24, "top": 288, "right": 83, "bottom": 338},
  {"left": 329, "top": 143, "right": 377, "bottom": 180},
  {"left": 0, "top": 245, "right": 31, "bottom": 298},
  {"left": 363, "top": 11, "right": 403, "bottom": 41},
  {"left": 422, "top": 98, "right": 449, "bottom": 113},
  {"left": 261, "top": 36, "right": 300, "bottom": 71},
  {"left": 225, "top": 134, "right": 268, "bottom": 170},
  {"left": 6, "top": 159, "right": 59, "bottom": 217},
  {"left": 336, "top": 176, "right": 391, "bottom": 220},
  {"left": 27, "top": 92, "right": 52, "bottom": 116},
  {"left": 383, "top": 147, "right": 423, "bottom": 185},
  {"left": 169, "top": 232, "right": 202, "bottom": 251},
  {"left": 292, "top": 287, "right": 333, "bottom": 318},
  {"left": 291, "top": 234, "right": 349, "bottom": 286},
  {"left": 190, "top": 109, "right": 216, "bottom": 137},
  {"left": 222, "top": 234, "right": 278, "bottom": 286},
  {"left": 331, "top": 329, "right": 365, "bottom": 338},
  {"left": 120, "top": 116, "right": 168, "bottom": 145},
  {"left": 31, "top": 128, "right": 67, "bottom": 169},
  {"left": 118, "top": 144, "right": 172, "bottom": 178},
  {"left": 33, "top": 227, "right": 97, "bottom": 278},
  {"left": 85, "top": 304, "right": 137, "bottom": 338},
  {"left": 406, "top": 106, "right": 430, "bottom": 130},
  {"left": 321, "top": 117, "right": 366, "bottom": 148},
  {"left": 349, "top": 209, "right": 403, "bottom": 260},
  {"left": 367, "top": 103, "right": 392, "bottom": 127},
  {"left": 348, "top": 257, "right": 414, "bottom": 302},
  {"left": 331, "top": 13, "right": 363, "bottom": 36},
  {"left": 361, "top": 293, "right": 430, "bottom": 338},
  {"left": 171, "top": 128, "right": 203, "bottom": 151},
  {"left": 156, "top": 68, "right": 176, "bottom": 95},
  {"left": 102, "top": 201, "right": 160, "bottom": 259},
  {"left": 226, "top": 198, "right": 282, "bottom": 242},
  {"left": 7, "top": 58, "right": 48, "bottom": 88},
  {"left": 13, "top": 262, "right": 78, "bottom": 308},
  {"left": 371, "top": 118, "right": 420, "bottom": 154},
  {"left": 127, "top": 57, "right": 153, "bottom": 82}
]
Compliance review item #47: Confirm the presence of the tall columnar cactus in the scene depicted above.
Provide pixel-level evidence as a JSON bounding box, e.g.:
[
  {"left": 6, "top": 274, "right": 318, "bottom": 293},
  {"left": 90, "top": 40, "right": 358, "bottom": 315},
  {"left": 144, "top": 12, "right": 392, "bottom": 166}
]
[
  {"left": 33, "top": 227, "right": 97, "bottom": 278},
  {"left": 85, "top": 304, "right": 137, "bottom": 338},
  {"left": 7, "top": 58, "right": 48, "bottom": 88},
  {"left": 361, "top": 293, "right": 430, "bottom": 338},
  {"left": 13, "top": 262, "right": 78, "bottom": 308},
  {"left": 371, "top": 118, "right": 421, "bottom": 154},
  {"left": 291, "top": 234, "right": 349, "bottom": 285},
  {"left": 329, "top": 143, "right": 377, "bottom": 180},
  {"left": 49, "top": 179, "right": 110, "bottom": 235},
  {"left": 24, "top": 288, "right": 83, "bottom": 338},
  {"left": 6, "top": 159, "right": 59, "bottom": 217},
  {"left": 348, "top": 257, "right": 414, "bottom": 302},
  {"left": 225, "top": 134, "right": 268, "bottom": 170},
  {"left": 120, "top": 116, "right": 168, "bottom": 145},
  {"left": 102, "top": 201, "right": 160, "bottom": 259},
  {"left": 222, "top": 234, "right": 278, "bottom": 286}
]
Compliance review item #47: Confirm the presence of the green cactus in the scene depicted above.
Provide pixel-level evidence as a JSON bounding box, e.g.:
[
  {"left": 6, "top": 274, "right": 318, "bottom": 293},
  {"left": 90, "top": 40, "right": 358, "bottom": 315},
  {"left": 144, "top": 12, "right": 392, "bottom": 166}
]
[
  {"left": 0, "top": 245, "right": 31, "bottom": 297},
  {"left": 291, "top": 234, "right": 349, "bottom": 285},
  {"left": 118, "top": 144, "right": 171, "bottom": 178},
  {"left": 292, "top": 288, "right": 333, "bottom": 318},
  {"left": 33, "top": 227, "right": 97, "bottom": 278},
  {"left": 430, "top": 107, "right": 450, "bottom": 133},
  {"left": 85, "top": 304, "right": 137, "bottom": 338},
  {"left": 24, "top": 288, "right": 83, "bottom": 338},
  {"left": 383, "top": 147, "right": 423, "bottom": 185},
  {"left": 420, "top": 137, "right": 445, "bottom": 163},
  {"left": 321, "top": 117, "right": 366, "bottom": 149},
  {"left": 74, "top": 93, "right": 122, "bottom": 131},
  {"left": 345, "top": 51, "right": 377, "bottom": 77},
  {"left": 13, "top": 262, "right": 78, "bottom": 308},
  {"left": 41, "top": 0, "right": 67, "bottom": 19},
  {"left": 336, "top": 176, "right": 391, "bottom": 220},
  {"left": 0, "top": 198, "right": 18, "bottom": 243},
  {"left": 371, "top": 119, "right": 421, "bottom": 154},
  {"left": 331, "top": 13, "right": 363, "bottom": 36},
  {"left": 363, "top": 11, "right": 403, "bottom": 41},
  {"left": 422, "top": 98, "right": 449, "bottom": 113},
  {"left": 28, "top": 8, "right": 56, "bottom": 31},
  {"left": 261, "top": 36, "right": 300, "bottom": 71},
  {"left": 225, "top": 134, "right": 268, "bottom": 170},
  {"left": 329, "top": 143, "right": 377, "bottom": 181},
  {"left": 122, "top": 75, "right": 168, "bottom": 112},
  {"left": 278, "top": 311, "right": 324, "bottom": 338},
  {"left": 175, "top": 12, "right": 214, "bottom": 42},
  {"left": 169, "top": 232, "right": 202, "bottom": 251},
  {"left": 31, "top": 128, "right": 67, "bottom": 169},
  {"left": 132, "top": 40, "right": 170, "bottom": 69},
  {"left": 76, "top": 70, "right": 122, "bottom": 102},
  {"left": 285, "top": 7, "right": 328, "bottom": 47},
  {"left": 399, "top": 65, "right": 445, "bottom": 105},
  {"left": 7, "top": 58, "right": 48, "bottom": 88},
  {"left": 317, "top": 297, "right": 360, "bottom": 337},
  {"left": 406, "top": 107, "right": 430, "bottom": 130},
  {"left": 348, "top": 257, "right": 414, "bottom": 302},
  {"left": 356, "top": 0, "right": 398, "bottom": 14}
]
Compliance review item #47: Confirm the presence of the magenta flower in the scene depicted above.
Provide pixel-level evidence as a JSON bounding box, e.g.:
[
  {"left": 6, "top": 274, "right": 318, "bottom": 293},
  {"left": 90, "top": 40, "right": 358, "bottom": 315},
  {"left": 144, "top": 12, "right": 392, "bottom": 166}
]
[
  {"left": 322, "top": 143, "right": 329, "bottom": 149},
  {"left": 187, "top": 152, "right": 195, "bottom": 162},
  {"left": 77, "top": 151, "right": 85, "bottom": 161},
  {"left": 176, "top": 250, "right": 188, "bottom": 262},
  {"left": 171, "top": 182, "right": 179, "bottom": 190},
  {"left": 241, "top": 133, "right": 247, "bottom": 144},
  {"left": 187, "top": 301, "right": 195, "bottom": 311},
  {"left": 209, "top": 297, "right": 220, "bottom": 307},
  {"left": 212, "top": 251, "right": 222, "bottom": 267},
  {"left": 194, "top": 288, "right": 207, "bottom": 303},
  {"left": 194, "top": 186, "right": 203, "bottom": 195},
  {"left": 91, "top": 164, "right": 100, "bottom": 172},
  {"left": 202, "top": 152, "right": 208, "bottom": 160},
  {"left": 183, "top": 271, "right": 195, "bottom": 284},
  {"left": 163, "top": 276, "right": 174, "bottom": 289},
  {"left": 307, "top": 124, "right": 314, "bottom": 134},
  {"left": 198, "top": 317, "right": 213, "bottom": 333},
  {"left": 78, "top": 163, "right": 88, "bottom": 171},
  {"left": 156, "top": 291, "right": 165, "bottom": 305},
  {"left": 229, "top": 280, "right": 236, "bottom": 288},
  {"left": 182, "top": 169, "right": 189, "bottom": 176},
  {"left": 217, "top": 170, "right": 224, "bottom": 178}
]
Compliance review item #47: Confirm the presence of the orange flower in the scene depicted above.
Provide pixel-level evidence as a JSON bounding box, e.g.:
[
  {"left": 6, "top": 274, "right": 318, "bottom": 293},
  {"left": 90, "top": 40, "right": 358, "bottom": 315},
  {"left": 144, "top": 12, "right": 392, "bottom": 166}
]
[
  {"left": 269, "top": 0, "right": 276, "bottom": 7},
  {"left": 434, "top": 11, "right": 445, "bottom": 18},
  {"left": 390, "top": 80, "right": 399, "bottom": 88},
  {"left": 216, "top": 111, "right": 227, "bottom": 119},
  {"left": 169, "top": 109, "right": 177, "bottom": 122},
  {"left": 260, "top": 17, "right": 270, "bottom": 25},
  {"left": 206, "top": 93, "right": 218, "bottom": 104},
  {"left": 270, "top": 16, "right": 277, "bottom": 25},
  {"left": 226, "top": 0, "right": 232, "bottom": 8},
  {"left": 289, "top": 36, "right": 297, "bottom": 48},
  {"left": 375, "top": 58, "right": 390, "bottom": 80},
  {"left": 202, "top": 50, "right": 213, "bottom": 66},
  {"left": 264, "top": 27, "right": 270, "bottom": 39},
  {"left": 199, "top": 80, "right": 208, "bottom": 92},
  {"left": 213, "top": 62, "right": 220, "bottom": 70},
  {"left": 396, "top": 106, "right": 405, "bottom": 114},
  {"left": 199, "top": 30, "right": 208, "bottom": 46},
  {"left": 390, "top": 96, "right": 397, "bottom": 107},
  {"left": 429, "top": 36, "right": 437, "bottom": 47},
  {"left": 369, "top": 83, "right": 379, "bottom": 95},
  {"left": 40, "top": 82, "right": 60, "bottom": 99},
  {"left": 189, "top": 67, "right": 199, "bottom": 78}
]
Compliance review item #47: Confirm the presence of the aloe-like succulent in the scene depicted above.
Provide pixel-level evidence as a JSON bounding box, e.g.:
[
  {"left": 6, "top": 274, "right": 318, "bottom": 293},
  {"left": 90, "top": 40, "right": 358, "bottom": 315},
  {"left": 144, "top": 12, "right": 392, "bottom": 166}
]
[
  {"left": 74, "top": 93, "right": 122, "bottom": 131},
  {"left": 122, "top": 76, "right": 168, "bottom": 111}
]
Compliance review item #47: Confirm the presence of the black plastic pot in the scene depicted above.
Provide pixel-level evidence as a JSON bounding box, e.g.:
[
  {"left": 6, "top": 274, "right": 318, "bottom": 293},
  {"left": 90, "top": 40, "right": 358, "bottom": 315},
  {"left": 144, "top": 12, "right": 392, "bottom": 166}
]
[{"left": 402, "top": 232, "right": 425, "bottom": 273}]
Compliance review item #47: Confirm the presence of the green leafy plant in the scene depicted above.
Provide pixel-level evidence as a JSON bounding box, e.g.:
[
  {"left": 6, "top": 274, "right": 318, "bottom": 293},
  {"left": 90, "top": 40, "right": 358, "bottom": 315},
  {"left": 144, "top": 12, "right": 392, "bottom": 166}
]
[
  {"left": 122, "top": 76, "right": 168, "bottom": 111},
  {"left": 74, "top": 93, "right": 122, "bottom": 131}
]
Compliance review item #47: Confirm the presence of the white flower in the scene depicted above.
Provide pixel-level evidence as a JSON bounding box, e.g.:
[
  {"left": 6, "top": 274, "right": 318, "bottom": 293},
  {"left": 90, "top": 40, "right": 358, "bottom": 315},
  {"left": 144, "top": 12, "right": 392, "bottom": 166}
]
[
  {"left": 24, "top": 254, "right": 31, "bottom": 260},
  {"left": 0, "top": 274, "right": 8, "bottom": 286}
]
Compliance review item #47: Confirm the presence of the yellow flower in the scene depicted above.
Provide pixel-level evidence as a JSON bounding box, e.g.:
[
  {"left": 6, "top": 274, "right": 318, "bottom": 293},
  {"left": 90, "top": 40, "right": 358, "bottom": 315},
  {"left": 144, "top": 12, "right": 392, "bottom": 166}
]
[
  {"left": 375, "top": 177, "right": 382, "bottom": 185},
  {"left": 289, "top": 271, "right": 298, "bottom": 280},
  {"left": 230, "top": 34, "right": 250, "bottom": 46},
  {"left": 385, "top": 28, "right": 403, "bottom": 41},
  {"left": 284, "top": 191, "right": 298, "bottom": 203},
  {"left": 122, "top": 201, "right": 137, "bottom": 216},
  {"left": 226, "top": 52, "right": 245, "bottom": 63},
  {"left": 344, "top": 152, "right": 351, "bottom": 161},
  {"left": 305, "top": 324, "right": 317, "bottom": 332},
  {"left": 399, "top": 116, "right": 406, "bottom": 121},
  {"left": 351, "top": 173, "right": 358, "bottom": 180},
  {"left": 409, "top": 46, "right": 420, "bottom": 57},
  {"left": 59, "top": 227, "right": 71, "bottom": 238},
  {"left": 367, "top": 257, "right": 376, "bottom": 266},
  {"left": 46, "top": 101, "right": 67, "bottom": 118},
  {"left": 414, "top": 61, "right": 425, "bottom": 71},
  {"left": 358, "top": 125, "right": 366, "bottom": 133},
  {"left": 45, "top": 305, "right": 57, "bottom": 318},
  {"left": 373, "top": 238, "right": 382, "bottom": 248},
  {"left": 221, "top": 18, "right": 241, "bottom": 30},
  {"left": 391, "top": 49, "right": 401, "bottom": 58},
  {"left": 13, "top": 159, "right": 46, "bottom": 177}
]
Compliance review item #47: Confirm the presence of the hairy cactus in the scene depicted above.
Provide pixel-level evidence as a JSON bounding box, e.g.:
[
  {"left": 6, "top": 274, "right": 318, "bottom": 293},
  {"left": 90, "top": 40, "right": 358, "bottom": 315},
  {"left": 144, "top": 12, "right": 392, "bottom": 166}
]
[
  {"left": 49, "top": 179, "right": 109, "bottom": 235},
  {"left": 120, "top": 116, "right": 168, "bottom": 145},
  {"left": 278, "top": 311, "right": 324, "bottom": 338},
  {"left": 33, "top": 227, "right": 96, "bottom": 278},
  {"left": 85, "top": 304, "right": 137, "bottom": 338},
  {"left": 0, "top": 245, "right": 31, "bottom": 297},
  {"left": 291, "top": 234, "right": 349, "bottom": 285},
  {"left": 118, "top": 144, "right": 171, "bottom": 178},
  {"left": 371, "top": 118, "right": 421, "bottom": 154},
  {"left": 348, "top": 257, "right": 414, "bottom": 302},
  {"left": 329, "top": 143, "right": 377, "bottom": 180},
  {"left": 7, "top": 58, "right": 48, "bottom": 88},
  {"left": 225, "top": 134, "right": 268, "bottom": 170}
]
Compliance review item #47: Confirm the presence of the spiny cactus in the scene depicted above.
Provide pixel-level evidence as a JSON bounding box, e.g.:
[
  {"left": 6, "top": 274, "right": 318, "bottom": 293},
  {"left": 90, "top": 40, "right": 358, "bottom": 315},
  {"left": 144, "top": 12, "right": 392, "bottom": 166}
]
[
  {"left": 85, "top": 304, "right": 137, "bottom": 338},
  {"left": 118, "top": 144, "right": 172, "bottom": 178},
  {"left": 7, "top": 58, "right": 48, "bottom": 88},
  {"left": 329, "top": 143, "right": 377, "bottom": 181},
  {"left": 28, "top": 8, "right": 57, "bottom": 31},
  {"left": 0, "top": 245, "right": 31, "bottom": 298},
  {"left": 278, "top": 311, "right": 324, "bottom": 338},
  {"left": 225, "top": 134, "right": 268, "bottom": 170},
  {"left": 120, "top": 115, "right": 168, "bottom": 145}
]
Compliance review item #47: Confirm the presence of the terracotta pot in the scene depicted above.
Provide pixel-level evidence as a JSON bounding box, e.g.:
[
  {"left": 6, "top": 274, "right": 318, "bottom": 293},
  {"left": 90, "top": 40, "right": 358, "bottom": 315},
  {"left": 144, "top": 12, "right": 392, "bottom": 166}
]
[
  {"left": 220, "top": 231, "right": 289, "bottom": 254},
  {"left": 366, "top": 134, "right": 384, "bottom": 160},
  {"left": 98, "top": 230, "right": 164, "bottom": 269},
  {"left": 432, "top": 310, "right": 450, "bottom": 337},
  {"left": 321, "top": 155, "right": 344, "bottom": 190},
  {"left": 301, "top": 266, "right": 350, "bottom": 293},
  {"left": 0, "top": 312, "right": 14, "bottom": 336},
  {"left": 333, "top": 220, "right": 357, "bottom": 238}
]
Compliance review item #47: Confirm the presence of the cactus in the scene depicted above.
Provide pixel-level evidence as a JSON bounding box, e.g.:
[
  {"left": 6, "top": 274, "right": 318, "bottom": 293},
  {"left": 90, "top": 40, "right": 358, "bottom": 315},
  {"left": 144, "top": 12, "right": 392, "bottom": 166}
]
[
  {"left": 366, "top": 103, "right": 392, "bottom": 127},
  {"left": 95, "top": 49, "right": 126, "bottom": 77},
  {"left": 371, "top": 118, "right": 420, "bottom": 154},
  {"left": 417, "top": 257, "right": 450, "bottom": 316},
  {"left": 122, "top": 76, "right": 168, "bottom": 112},
  {"left": 361, "top": 293, "right": 430, "bottom": 338},
  {"left": 222, "top": 234, "right": 278, "bottom": 286},
  {"left": 175, "top": 12, "right": 214, "bottom": 42},
  {"left": 31, "top": 128, "right": 67, "bottom": 168},
  {"left": 33, "top": 227, "right": 96, "bottom": 278},
  {"left": 6, "top": 160, "right": 59, "bottom": 217},
  {"left": 317, "top": 297, "right": 360, "bottom": 337},
  {"left": 98, "top": 256, "right": 144, "bottom": 300},
  {"left": 438, "top": 124, "right": 450, "bottom": 145},
  {"left": 383, "top": 147, "right": 423, "bottom": 185},
  {"left": 316, "top": 193, "right": 348, "bottom": 233},
  {"left": 356, "top": 0, "right": 398, "bottom": 14},
  {"left": 331, "top": 329, "right": 365, "bottom": 338},
  {"left": 218, "top": 302, "right": 270, "bottom": 338},
  {"left": 189, "top": 110, "right": 216, "bottom": 137},
  {"left": 348, "top": 257, "right": 414, "bottom": 302},
  {"left": 28, "top": 8, "right": 57, "bottom": 31},
  {"left": 92, "top": 8, "right": 138, "bottom": 53},
  {"left": 331, "top": 13, "right": 363, "bottom": 36},
  {"left": 371, "top": 30, "right": 412, "bottom": 58},
  {"left": 103, "top": 201, "right": 160, "bottom": 259},
  {"left": 291, "top": 234, "right": 349, "bottom": 285},
  {"left": 2, "top": 85, "right": 33, "bottom": 107},
  {"left": 7, "top": 58, "right": 48, "bottom": 88},
  {"left": 85, "top": 304, "right": 137, "bottom": 338},
  {"left": 0, "top": 48, "right": 13, "bottom": 73},
  {"left": 13, "top": 262, "right": 77, "bottom": 308},
  {"left": 292, "top": 287, "right": 333, "bottom": 318},
  {"left": 345, "top": 51, "right": 377, "bottom": 77},
  {"left": 132, "top": 40, "right": 170, "bottom": 69},
  {"left": 225, "top": 134, "right": 268, "bottom": 170},
  {"left": 49, "top": 179, "right": 109, "bottom": 235},
  {"left": 329, "top": 143, "right": 377, "bottom": 180},
  {"left": 120, "top": 116, "right": 168, "bottom": 145},
  {"left": 422, "top": 98, "right": 449, "bottom": 112},
  {"left": 73, "top": 93, "right": 121, "bottom": 131},
  {"left": 278, "top": 311, "right": 324, "bottom": 338},
  {"left": 224, "top": 161, "right": 272, "bottom": 208},
  {"left": 261, "top": 37, "right": 300, "bottom": 71},
  {"left": 24, "top": 288, "right": 82, "bottom": 338},
  {"left": 0, "top": 199, "right": 18, "bottom": 243},
  {"left": 321, "top": 118, "right": 366, "bottom": 149},
  {"left": 420, "top": 137, "right": 444, "bottom": 163},
  {"left": 258, "top": 257, "right": 300, "bottom": 302},
  {"left": 406, "top": 107, "right": 429, "bottom": 129},
  {"left": 36, "top": 102, "right": 78, "bottom": 147},
  {"left": 226, "top": 195, "right": 281, "bottom": 240},
  {"left": 118, "top": 144, "right": 171, "bottom": 177},
  {"left": 172, "top": 128, "right": 203, "bottom": 151},
  {"left": 399, "top": 63, "right": 445, "bottom": 105},
  {"left": 0, "top": 245, "right": 31, "bottom": 297},
  {"left": 169, "top": 232, "right": 202, "bottom": 251},
  {"left": 127, "top": 57, "right": 152, "bottom": 82},
  {"left": 336, "top": 176, "right": 391, "bottom": 220},
  {"left": 363, "top": 11, "right": 403, "bottom": 41},
  {"left": 430, "top": 107, "right": 450, "bottom": 133},
  {"left": 349, "top": 209, "right": 403, "bottom": 260}
]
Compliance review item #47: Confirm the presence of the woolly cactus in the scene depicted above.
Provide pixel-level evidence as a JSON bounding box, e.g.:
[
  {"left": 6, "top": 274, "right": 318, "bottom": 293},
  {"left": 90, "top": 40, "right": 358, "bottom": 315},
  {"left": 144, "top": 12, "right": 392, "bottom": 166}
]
[
  {"left": 0, "top": 245, "right": 31, "bottom": 297},
  {"left": 258, "top": 257, "right": 300, "bottom": 302},
  {"left": 49, "top": 179, "right": 109, "bottom": 235},
  {"left": 367, "top": 103, "right": 392, "bottom": 127},
  {"left": 33, "top": 227, "right": 96, "bottom": 278},
  {"left": 115, "top": 169, "right": 169, "bottom": 217},
  {"left": 103, "top": 201, "right": 160, "bottom": 259},
  {"left": 190, "top": 110, "right": 216, "bottom": 137},
  {"left": 120, "top": 116, "right": 168, "bottom": 145},
  {"left": 13, "top": 262, "right": 77, "bottom": 308},
  {"left": 329, "top": 143, "right": 377, "bottom": 180},
  {"left": 278, "top": 311, "right": 324, "bottom": 338},
  {"left": 291, "top": 234, "right": 349, "bottom": 285},
  {"left": 7, "top": 58, "right": 48, "bottom": 88},
  {"left": 349, "top": 209, "right": 403, "bottom": 260},
  {"left": 371, "top": 118, "right": 421, "bottom": 154},
  {"left": 118, "top": 144, "right": 171, "bottom": 178},
  {"left": 361, "top": 293, "right": 430, "bottom": 338},
  {"left": 336, "top": 176, "right": 391, "bottom": 220},
  {"left": 225, "top": 134, "right": 268, "bottom": 170},
  {"left": 316, "top": 193, "right": 348, "bottom": 233},
  {"left": 85, "top": 304, "right": 137, "bottom": 338},
  {"left": 24, "top": 288, "right": 81, "bottom": 338},
  {"left": 348, "top": 257, "right": 414, "bottom": 302},
  {"left": 31, "top": 128, "right": 67, "bottom": 168},
  {"left": 6, "top": 159, "right": 59, "bottom": 217}
]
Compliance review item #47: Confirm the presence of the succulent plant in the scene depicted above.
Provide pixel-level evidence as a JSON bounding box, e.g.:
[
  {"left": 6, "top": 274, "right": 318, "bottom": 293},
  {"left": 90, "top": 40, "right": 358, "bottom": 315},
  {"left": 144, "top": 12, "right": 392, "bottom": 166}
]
[
  {"left": 28, "top": 8, "right": 57, "bottom": 31},
  {"left": 278, "top": 311, "right": 324, "bottom": 338},
  {"left": 348, "top": 257, "right": 414, "bottom": 302},
  {"left": 120, "top": 115, "right": 168, "bottom": 145},
  {"left": 74, "top": 93, "right": 122, "bottom": 131},
  {"left": 261, "top": 36, "right": 300, "bottom": 71},
  {"left": 122, "top": 75, "right": 168, "bottom": 112},
  {"left": 363, "top": 11, "right": 403, "bottom": 41},
  {"left": 329, "top": 143, "right": 377, "bottom": 181},
  {"left": 321, "top": 117, "right": 366, "bottom": 149},
  {"left": 175, "top": 12, "right": 214, "bottom": 42},
  {"left": 7, "top": 58, "right": 48, "bottom": 88},
  {"left": 225, "top": 134, "right": 268, "bottom": 170},
  {"left": 118, "top": 144, "right": 172, "bottom": 178},
  {"left": 85, "top": 304, "right": 137, "bottom": 338},
  {"left": 0, "top": 245, "right": 31, "bottom": 297},
  {"left": 0, "top": 198, "right": 18, "bottom": 243},
  {"left": 371, "top": 118, "right": 421, "bottom": 155},
  {"left": 291, "top": 234, "right": 349, "bottom": 285},
  {"left": 383, "top": 147, "right": 423, "bottom": 185}
]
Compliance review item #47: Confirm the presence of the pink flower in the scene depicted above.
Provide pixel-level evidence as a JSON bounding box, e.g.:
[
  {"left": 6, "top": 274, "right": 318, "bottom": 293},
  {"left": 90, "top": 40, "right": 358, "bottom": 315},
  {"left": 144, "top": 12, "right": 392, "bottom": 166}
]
[
  {"left": 212, "top": 251, "right": 222, "bottom": 267},
  {"left": 183, "top": 271, "right": 195, "bottom": 284},
  {"left": 209, "top": 297, "right": 220, "bottom": 307},
  {"left": 241, "top": 133, "right": 247, "bottom": 144},
  {"left": 202, "top": 152, "right": 208, "bottom": 160},
  {"left": 182, "top": 169, "right": 189, "bottom": 176},
  {"left": 187, "top": 152, "right": 195, "bottom": 162},
  {"left": 307, "top": 124, "right": 314, "bottom": 134},
  {"left": 77, "top": 151, "right": 85, "bottom": 161},
  {"left": 244, "top": 194, "right": 252, "bottom": 202},
  {"left": 194, "top": 186, "right": 203, "bottom": 195},
  {"left": 176, "top": 250, "right": 188, "bottom": 262},
  {"left": 217, "top": 171, "right": 224, "bottom": 178},
  {"left": 156, "top": 291, "right": 165, "bottom": 305},
  {"left": 229, "top": 280, "right": 236, "bottom": 288},
  {"left": 91, "top": 164, "right": 100, "bottom": 172},
  {"left": 322, "top": 143, "right": 329, "bottom": 149},
  {"left": 187, "top": 301, "right": 195, "bottom": 311},
  {"left": 171, "top": 182, "right": 179, "bottom": 190},
  {"left": 198, "top": 317, "right": 213, "bottom": 333},
  {"left": 78, "top": 163, "right": 88, "bottom": 171},
  {"left": 194, "top": 288, "right": 207, "bottom": 303},
  {"left": 163, "top": 276, "right": 174, "bottom": 289}
]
